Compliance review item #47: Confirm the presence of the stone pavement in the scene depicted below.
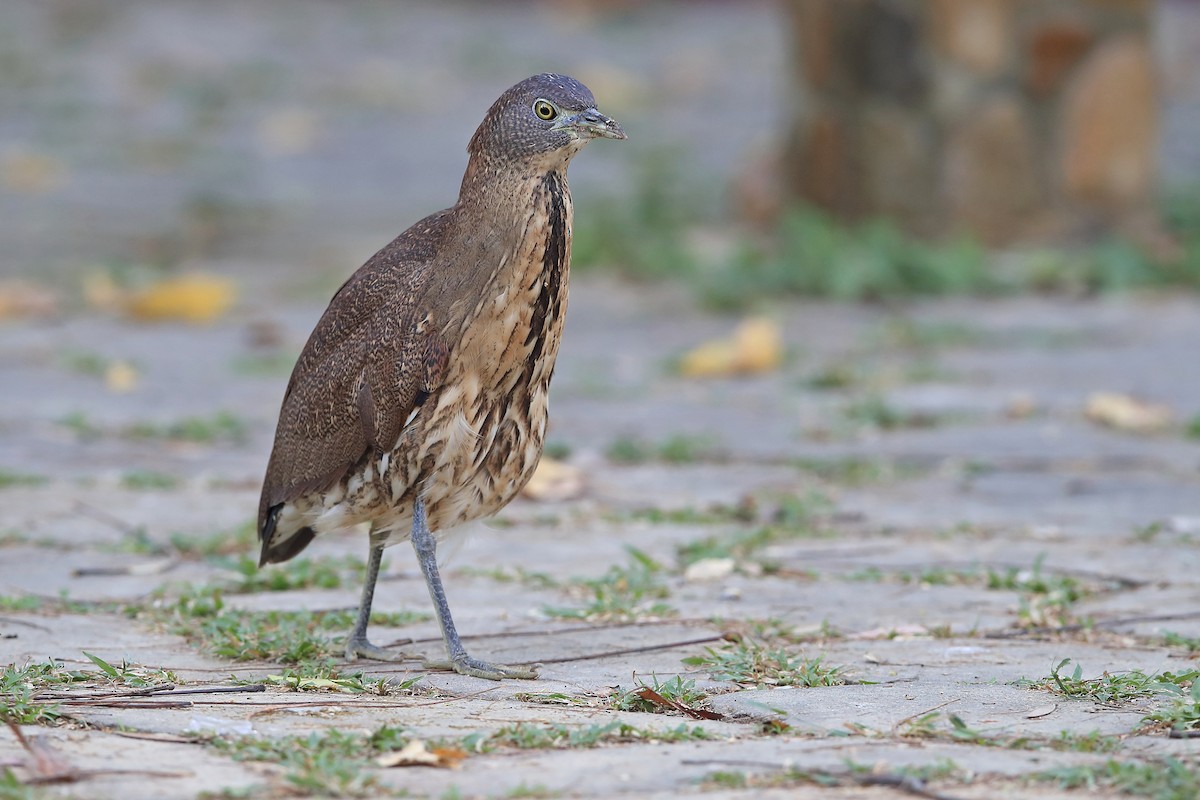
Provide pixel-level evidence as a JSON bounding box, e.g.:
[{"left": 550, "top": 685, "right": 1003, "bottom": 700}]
[{"left": 2, "top": 279, "right": 1199, "bottom": 798}]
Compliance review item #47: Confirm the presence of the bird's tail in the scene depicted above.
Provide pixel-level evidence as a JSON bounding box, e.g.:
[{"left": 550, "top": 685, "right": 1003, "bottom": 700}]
[{"left": 258, "top": 504, "right": 317, "bottom": 566}]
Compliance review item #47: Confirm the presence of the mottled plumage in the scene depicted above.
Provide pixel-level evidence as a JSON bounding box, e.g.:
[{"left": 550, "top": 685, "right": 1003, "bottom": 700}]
[{"left": 257, "top": 73, "right": 624, "bottom": 679}]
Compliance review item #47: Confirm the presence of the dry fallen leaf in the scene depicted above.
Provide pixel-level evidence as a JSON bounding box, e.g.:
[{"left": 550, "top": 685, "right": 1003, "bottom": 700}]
[
  {"left": 0, "top": 280, "right": 58, "bottom": 320},
  {"left": 376, "top": 739, "right": 466, "bottom": 769},
  {"left": 520, "top": 456, "right": 584, "bottom": 502},
  {"left": 125, "top": 273, "right": 236, "bottom": 324},
  {"left": 1084, "top": 391, "right": 1173, "bottom": 433},
  {"left": 683, "top": 557, "right": 735, "bottom": 583},
  {"left": 679, "top": 317, "right": 782, "bottom": 378},
  {"left": 633, "top": 686, "right": 724, "bottom": 721},
  {"left": 1025, "top": 703, "right": 1057, "bottom": 719},
  {"left": 105, "top": 361, "right": 138, "bottom": 393}
]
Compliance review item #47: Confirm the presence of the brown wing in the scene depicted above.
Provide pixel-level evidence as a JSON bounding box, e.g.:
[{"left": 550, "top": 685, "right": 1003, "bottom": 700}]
[{"left": 257, "top": 211, "right": 452, "bottom": 538}]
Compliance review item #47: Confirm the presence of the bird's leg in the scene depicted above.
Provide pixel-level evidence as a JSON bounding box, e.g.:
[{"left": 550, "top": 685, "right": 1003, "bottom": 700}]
[
  {"left": 343, "top": 540, "right": 402, "bottom": 662},
  {"left": 411, "top": 497, "right": 538, "bottom": 680}
]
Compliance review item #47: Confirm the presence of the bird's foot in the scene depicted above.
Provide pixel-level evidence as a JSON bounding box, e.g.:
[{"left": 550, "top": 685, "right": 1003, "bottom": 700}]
[
  {"left": 422, "top": 654, "right": 539, "bottom": 681},
  {"left": 344, "top": 635, "right": 404, "bottom": 662}
]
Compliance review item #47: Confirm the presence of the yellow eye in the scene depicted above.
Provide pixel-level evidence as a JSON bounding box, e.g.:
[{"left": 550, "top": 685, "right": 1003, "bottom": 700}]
[{"left": 533, "top": 99, "right": 557, "bottom": 121}]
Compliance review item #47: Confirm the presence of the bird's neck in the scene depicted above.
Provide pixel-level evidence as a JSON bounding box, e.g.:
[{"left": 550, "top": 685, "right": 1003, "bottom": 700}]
[{"left": 455, "top": 158, "right": 572, "bottom": 242}]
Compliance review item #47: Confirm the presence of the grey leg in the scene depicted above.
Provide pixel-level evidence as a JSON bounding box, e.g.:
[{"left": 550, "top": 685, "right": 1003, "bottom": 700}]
[
  {"left": 344, "top": 541, "right": 401, "bottom": 661},
  {"left": 411, "top": 497, "right": 537, "bottom": 680}
]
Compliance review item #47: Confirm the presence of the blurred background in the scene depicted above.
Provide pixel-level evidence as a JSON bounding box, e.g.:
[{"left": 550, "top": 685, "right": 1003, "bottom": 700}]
[
  {"left": 1, "top": 0, "right": 1197, "bottom": 307},
  {"left": 2, "top": 0, "right": 1200, "bottom": 479}
]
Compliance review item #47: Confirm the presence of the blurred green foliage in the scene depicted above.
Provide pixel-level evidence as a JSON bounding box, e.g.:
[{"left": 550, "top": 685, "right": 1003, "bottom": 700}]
[{"left": 573, "top": 152, "right": 1200, "bottom": 307}]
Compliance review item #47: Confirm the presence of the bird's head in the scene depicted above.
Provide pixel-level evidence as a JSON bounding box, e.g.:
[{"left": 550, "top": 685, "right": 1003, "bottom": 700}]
[{"left": 468, "top": 73, "right": 626, "bottom": 165}]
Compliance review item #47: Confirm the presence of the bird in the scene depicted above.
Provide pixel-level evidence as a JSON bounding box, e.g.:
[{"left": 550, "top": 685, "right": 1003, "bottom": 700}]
[{"left": 256, "top": 73, "right": 625, "bottom": 680}]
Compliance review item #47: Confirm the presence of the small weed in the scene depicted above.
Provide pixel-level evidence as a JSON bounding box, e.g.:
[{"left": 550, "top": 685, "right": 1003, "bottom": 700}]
[
  {"left": 127, "top": 410, "right": 248, "bottom": 444},
  {"left": 794, "top": 456, "right": 928, "bottom": 486},
  {"left": 1162, "top": 631, "right": 1200, "bottom": 653},
  {"left": 804, "top": 364, "right": 858, "bottom": 390},
  {"left": 1037, "top": 758, "right": 1200, "bottom": 800},
  {"left": 1025, "top": 659, "right": 1198, "bottom": 707},
  {"left": 169, "top": 520, "right": 257, "bottom": 559},
  {"left": 57, "top": 411, "right": 102, "bottom": 440},
  {"left": 895, "top": 759, "right": 965, "bottom": 783},
  {"left": 543, "top": 547, "right": 675, "bottom": 622},
  {"left": 1049, "top": 730, "right": 1123, "bottom": 753},
  {"left": 986, "top": 556, "right": 1087, "bottom": 628},
  {"left": 229, "top": 352, "right": 298, "bottom": 377},
  {"left": 0, "top": 663, "right": 67, "bottom": 725},
  {"left": 675, "top": 492, "right": 830, "bottom": 568},
  {"left": 605, "top": 436, "right": 650, "bottom": 464},
  {"left": 59, "top": 349, "right": 110, "bottom": 376},
  {"left": 1186, "top": 414, "right": 1200, "bottom": 440},
  {"left": 0, "top": 767, "right": 58, "bottom": 799},
  {"left": 0, "top": 655, "right": 176, "bottom": 725},
  {"left": 459, "top": 565, "right": 559, "bottom": 590},
  {"left": 1142, "top": 675, "right": 1200, "bottom": 734},
  {"left": 605, "top": 433, "right": 724, "bottom": 465},
  {"left": 703, "top": 771, "right": 748, "bottom": 789},
  {"left": 0, "top": 595, "right": 43, "bottom": 612},
  {"left": 542, "top": 440, "right": 572, "bottom": 461},
  {"left": 224, "top": 554, "right": 364, "bottom": 593},
  {"left": 842, "top": 394, "right": 941, "bottom": 431},
  {"left": 212, "top": 726, "right": 408, "bottom": 797},
  {"left": 659, "top": 434, "right": 722, "bottom": 464},
  {"left": 513, "top": 691, "right": 601, "bottom": 708},
  {"left": 120, "top": 469, "right": 180, "bottom": 490},
  {"left": 0, "top": 471, "right": 48, "bottom": 490},
  {"left": 845, "top": 567, "right": 885, "bottom": 583},
  {"left": 624, "top": 503, "right": 752, "bottom": 526},
  {"left": 1131, "top": 521, "right": 1164, "bottom": 542},
  {"left": 459, "top": 720, "right": 710, "bottom": 753},
  {"left": 504, "top": 784, "right": 557, "bottom": 799},
  {"left": 612, "top": 675, "right": 708, "bottom": 715},
  {"left": 260, "top": 665, "right": 414, "bottom": 696},
  {"left": 140, "top": 585, "right": 338, "bottom": 665},
  {"left": 707, "top": 208, "right": 991, "bottom": 307},
  {"left": 572, "top": 148, "right": 708, "bottom": 282},
  {"left": 683, "top": 639, "right": 845, "bottom": 688},
  {"left": 879, "top": 319, "right": 991, "bottom": 351}
]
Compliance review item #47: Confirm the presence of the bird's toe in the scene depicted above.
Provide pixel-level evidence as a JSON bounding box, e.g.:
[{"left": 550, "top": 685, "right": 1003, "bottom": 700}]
[
  {"left": 344, "top": 636, "right": 404, "bottom": 662},
  {"left": 423, "top": 655, "right": 539, "bottom": 681}
]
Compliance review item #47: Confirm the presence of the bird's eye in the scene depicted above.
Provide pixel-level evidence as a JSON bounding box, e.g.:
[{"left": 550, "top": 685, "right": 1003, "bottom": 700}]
[{"left": 533, "top": 99, "right": 557, "bottom": 121}]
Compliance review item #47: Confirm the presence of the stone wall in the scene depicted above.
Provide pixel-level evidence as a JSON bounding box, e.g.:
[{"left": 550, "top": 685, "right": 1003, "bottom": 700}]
[{"left": 778, "top": 0, "right": 1159, "bottom": 244}]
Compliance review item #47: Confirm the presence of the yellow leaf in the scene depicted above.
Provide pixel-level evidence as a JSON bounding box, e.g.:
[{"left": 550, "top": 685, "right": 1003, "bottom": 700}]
[
  {"left": 1084, "top": 392, "right": 1172, "bottom": 433},
  {"left": 679, "top": 317, "right": 782, "bottom": 378},
  {"left": 105, "top": 361, "right": 138, "bottom": 393},
  {"left": 125, "top": 273, "right": 236, "bottom": 324},
  {"left": 521, "top": 457, "right": 584, "bottom": 502},
  {"left": 376, "top": 739, "right": 465, "bottom": 769}
]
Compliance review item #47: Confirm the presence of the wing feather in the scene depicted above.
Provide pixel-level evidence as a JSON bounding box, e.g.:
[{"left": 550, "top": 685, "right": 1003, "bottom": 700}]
[{"left": 257, "top": 211, "right": 452, "bottom": 537}]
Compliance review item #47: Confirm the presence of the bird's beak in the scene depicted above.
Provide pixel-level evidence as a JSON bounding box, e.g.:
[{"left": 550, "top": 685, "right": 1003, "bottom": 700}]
[{"left": 561, "top": 108, "right": 626, "bottom": 140}]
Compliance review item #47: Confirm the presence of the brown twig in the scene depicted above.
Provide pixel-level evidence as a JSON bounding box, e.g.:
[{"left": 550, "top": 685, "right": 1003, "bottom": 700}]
[
  {"left": 395, "top": 617, "right": 713, "bottom": 647},
  {"left": 35, "top": 684, "right": 176, "bottom": 702},
  {"left": 1167, "top": 729, "right": 1200, "bottom": 739},
  {"left": 891, "top": 698, "right": 960, "bottom": 734},
  {"left": 0, "top": 616, "right": 52, "bottom": 632},
  {"left": 679, "top": 759, "right": 970, "bottom": 800},
  {"left": 986, "top": 610, "right": 1200, "bottom": 639},
  {"left": 518, "top": 634, "right": 726, "bottom": 666}
]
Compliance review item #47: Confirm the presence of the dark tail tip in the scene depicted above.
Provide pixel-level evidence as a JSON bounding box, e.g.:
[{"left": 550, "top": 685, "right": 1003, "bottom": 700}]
[{"left": 258, "top": 505, "right": 316, "bottom": 566}]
